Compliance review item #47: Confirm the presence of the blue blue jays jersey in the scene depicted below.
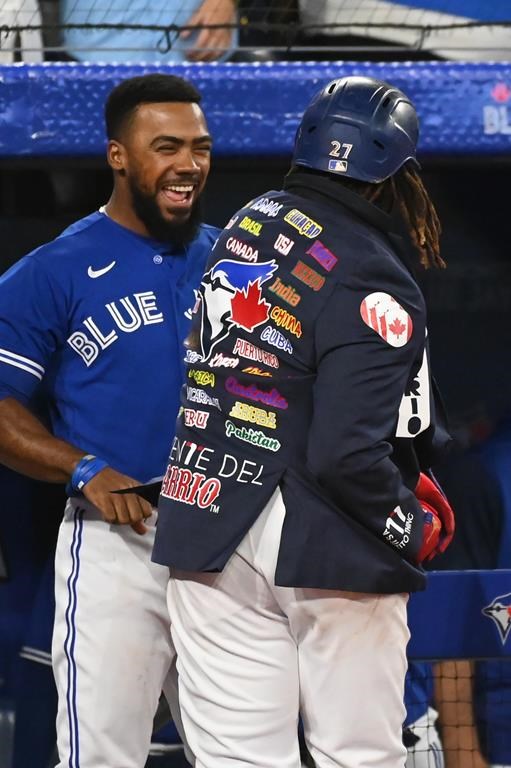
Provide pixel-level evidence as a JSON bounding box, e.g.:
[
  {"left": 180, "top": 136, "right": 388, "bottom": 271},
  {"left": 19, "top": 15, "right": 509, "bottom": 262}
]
[
  {"left": 0, "top": 211, "right": 219, "bottom": 482},
  {"left": 152, "top": 171, "right": 452, "bottom": 594}
]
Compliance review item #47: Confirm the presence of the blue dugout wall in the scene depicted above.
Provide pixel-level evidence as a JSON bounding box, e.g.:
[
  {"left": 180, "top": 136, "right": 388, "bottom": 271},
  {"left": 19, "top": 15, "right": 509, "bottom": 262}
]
[
  {"left": 0, "top": 61, "right": 511, "bottom": 157},
  {"left": 408, "top": 570, "right": 511, "bottom": 659}
]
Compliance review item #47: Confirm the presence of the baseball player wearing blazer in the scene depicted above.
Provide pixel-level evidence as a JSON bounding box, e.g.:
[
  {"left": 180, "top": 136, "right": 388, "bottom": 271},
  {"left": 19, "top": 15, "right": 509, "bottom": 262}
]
[{"left": 151, "top": 76, "right": 455, "bottom": 768}]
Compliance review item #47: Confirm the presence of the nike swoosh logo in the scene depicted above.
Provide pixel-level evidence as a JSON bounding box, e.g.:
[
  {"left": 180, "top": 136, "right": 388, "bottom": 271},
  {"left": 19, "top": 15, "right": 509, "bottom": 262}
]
[{"left": 87, "top": 261, "right": 116, "bottom": 278}]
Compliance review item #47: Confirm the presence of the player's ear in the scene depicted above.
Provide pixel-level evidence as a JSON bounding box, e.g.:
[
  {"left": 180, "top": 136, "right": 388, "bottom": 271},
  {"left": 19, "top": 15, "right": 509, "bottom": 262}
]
[{"left": 107, "top": 140, "right": 127, "bottom": 175}]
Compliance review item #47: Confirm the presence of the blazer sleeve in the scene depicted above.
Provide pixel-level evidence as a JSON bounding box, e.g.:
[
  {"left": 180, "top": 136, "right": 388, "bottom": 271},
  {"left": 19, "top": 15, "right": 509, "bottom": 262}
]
[{"left": 306, "top": 251, "right": 428, "bottom": 562}]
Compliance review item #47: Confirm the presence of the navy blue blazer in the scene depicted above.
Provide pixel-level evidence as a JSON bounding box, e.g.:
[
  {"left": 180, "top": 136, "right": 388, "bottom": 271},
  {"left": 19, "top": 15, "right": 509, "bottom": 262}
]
[{"left": 152, "top": 170, "right": 452, "bottom": 594}]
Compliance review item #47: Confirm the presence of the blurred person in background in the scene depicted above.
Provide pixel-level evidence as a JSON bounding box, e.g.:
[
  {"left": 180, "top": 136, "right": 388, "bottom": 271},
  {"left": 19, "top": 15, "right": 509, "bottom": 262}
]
[
  {"left": 61, "top": 0, "right": 237, "bottom": 63},
  {"left": 294, "top": 0, "right": 511, "bottom": 60},
  {"left": 404, "top": 663, "right": 445, "bottom": 768}
]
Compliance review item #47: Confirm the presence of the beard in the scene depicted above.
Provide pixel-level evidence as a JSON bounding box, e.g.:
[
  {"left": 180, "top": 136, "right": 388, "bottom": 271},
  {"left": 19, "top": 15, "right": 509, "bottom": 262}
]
[{"left": 128, "top": 176, "right": 203, "bottom": 248}]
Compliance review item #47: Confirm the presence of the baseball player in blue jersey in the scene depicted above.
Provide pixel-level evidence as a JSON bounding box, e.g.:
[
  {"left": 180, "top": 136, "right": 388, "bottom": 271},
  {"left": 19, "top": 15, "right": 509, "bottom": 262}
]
[
  {"left": 145, "top": 76, "right": 456, "bottom": 768},
  {"left": 0, "top": 73, "right": 219, "bottom": 767}
]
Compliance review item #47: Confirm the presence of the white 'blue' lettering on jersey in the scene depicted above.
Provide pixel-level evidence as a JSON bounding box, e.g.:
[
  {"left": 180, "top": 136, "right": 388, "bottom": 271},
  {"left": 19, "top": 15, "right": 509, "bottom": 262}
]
[{"left": 0, "top": 211, "right": 218, "bottom": 482}]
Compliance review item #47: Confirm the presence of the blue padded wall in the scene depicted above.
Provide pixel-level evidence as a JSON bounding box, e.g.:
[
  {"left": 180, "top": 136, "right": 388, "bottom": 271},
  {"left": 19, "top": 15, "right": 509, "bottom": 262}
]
[
  {"left": 408, "top": 571, "right": 511, "bottom": 659},
  {"left": 0, "top": 61, "right": 511, "bottom": 157}
]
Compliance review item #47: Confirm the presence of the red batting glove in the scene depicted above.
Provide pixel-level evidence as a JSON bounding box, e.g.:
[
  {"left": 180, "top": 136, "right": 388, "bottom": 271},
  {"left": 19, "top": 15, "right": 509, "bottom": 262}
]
[{"left": 415, "top": 472, "right": 455, "bottom": 562}]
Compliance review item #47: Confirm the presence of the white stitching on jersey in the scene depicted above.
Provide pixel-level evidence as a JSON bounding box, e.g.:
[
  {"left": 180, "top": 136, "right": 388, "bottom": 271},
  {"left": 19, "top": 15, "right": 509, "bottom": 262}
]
[{"left": 0, "top": 348, "right": 44, "bottom": 379}]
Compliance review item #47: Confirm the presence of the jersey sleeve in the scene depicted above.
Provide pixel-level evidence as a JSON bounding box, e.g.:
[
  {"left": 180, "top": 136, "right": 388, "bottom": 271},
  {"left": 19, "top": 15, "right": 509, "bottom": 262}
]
[
  {"left": 306, "top": 255, "right": 427, "bottom": 562},
  {"left": 0, "top": 254, "right": 67, "bottom": 403}
]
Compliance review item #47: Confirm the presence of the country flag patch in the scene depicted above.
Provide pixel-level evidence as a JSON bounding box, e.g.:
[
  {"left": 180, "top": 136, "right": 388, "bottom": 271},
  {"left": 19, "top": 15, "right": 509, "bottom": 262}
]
[{"left": 360, "top": 292, "right": 413, "bottom": 348}]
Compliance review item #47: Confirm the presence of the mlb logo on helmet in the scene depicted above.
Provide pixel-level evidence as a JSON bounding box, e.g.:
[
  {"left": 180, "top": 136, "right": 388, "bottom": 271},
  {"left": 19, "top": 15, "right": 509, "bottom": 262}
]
[{"left": 328, "top": 159, "right": 348, "bottom": 173}]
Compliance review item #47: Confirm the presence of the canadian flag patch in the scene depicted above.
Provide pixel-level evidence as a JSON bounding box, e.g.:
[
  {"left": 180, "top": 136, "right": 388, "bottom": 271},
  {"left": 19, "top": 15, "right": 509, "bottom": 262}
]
[{"left": 360, "top": 292, "right": 413, "bottom": 348}]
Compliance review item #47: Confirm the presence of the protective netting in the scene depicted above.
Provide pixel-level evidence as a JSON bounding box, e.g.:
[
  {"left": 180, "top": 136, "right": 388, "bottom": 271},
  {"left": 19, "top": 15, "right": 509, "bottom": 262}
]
[{"left": 0, "top": 0, "right": 510, "bottom": 63}]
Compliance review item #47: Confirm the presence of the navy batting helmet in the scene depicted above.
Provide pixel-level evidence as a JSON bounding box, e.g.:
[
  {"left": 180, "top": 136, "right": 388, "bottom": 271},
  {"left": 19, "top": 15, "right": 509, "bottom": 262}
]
[{"left": 292, "top": 76, "right": 419, "bottom": 184}]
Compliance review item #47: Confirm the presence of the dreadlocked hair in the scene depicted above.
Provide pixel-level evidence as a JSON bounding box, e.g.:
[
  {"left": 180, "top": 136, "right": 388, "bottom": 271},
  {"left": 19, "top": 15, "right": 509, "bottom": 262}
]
[{"left": 342, "top": 162, "right": 444, "bottom": 270}]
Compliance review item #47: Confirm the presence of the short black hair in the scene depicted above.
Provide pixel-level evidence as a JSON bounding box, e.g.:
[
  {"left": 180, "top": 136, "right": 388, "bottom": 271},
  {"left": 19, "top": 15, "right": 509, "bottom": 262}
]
[{"left": 105, "top": 74, "right": 202, "bottom": 140}]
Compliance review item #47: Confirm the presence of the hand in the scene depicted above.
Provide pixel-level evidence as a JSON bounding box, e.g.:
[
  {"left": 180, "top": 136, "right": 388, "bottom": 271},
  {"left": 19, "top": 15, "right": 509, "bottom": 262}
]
[
  {"left": 415, "top": 472, "right": 455, "bottom": 562},
  {"left": 182, "top": 0, "right": 236, "bottom": 62},
  {"left": 82, "top": 467, "right": 153, "bottom": 535}
]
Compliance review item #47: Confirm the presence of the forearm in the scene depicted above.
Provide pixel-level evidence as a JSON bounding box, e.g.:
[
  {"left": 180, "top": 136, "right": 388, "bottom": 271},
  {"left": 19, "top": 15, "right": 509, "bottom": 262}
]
[
  {"left": 0, "top": 396, "right": 84, "bottom": 483},
  {"left": 0, "top": 396, "right": 152, "bottom": 532}
]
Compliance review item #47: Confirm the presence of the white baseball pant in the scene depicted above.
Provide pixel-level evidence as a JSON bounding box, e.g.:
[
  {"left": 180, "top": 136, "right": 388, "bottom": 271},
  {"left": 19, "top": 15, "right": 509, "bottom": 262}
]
[
  {"left": 52, "top": 498, "right": 191, "bottom": 768},
  {"left": 169, "top": 487, "right": 410, "bottom": 768}
]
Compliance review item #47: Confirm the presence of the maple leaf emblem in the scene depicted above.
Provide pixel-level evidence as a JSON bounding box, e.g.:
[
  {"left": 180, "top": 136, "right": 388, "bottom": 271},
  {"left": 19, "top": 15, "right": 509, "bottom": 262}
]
[
  {"left": 230, "top": 281, "right": 270, "bottom": 332},
  {"left": 389, "top": 316, "right": 406, "bottom": 337}
]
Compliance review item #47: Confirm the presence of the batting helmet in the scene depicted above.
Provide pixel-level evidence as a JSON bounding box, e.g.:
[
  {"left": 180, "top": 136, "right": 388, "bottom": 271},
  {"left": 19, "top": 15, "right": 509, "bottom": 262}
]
[{"left": 292, "top": 76, "right": 419, "bottom": 183}]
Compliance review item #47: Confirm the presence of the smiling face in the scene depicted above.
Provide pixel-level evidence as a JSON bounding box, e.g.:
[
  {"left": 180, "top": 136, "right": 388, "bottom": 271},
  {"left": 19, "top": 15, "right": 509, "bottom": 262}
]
[{"left": 108, "top": 101, "right": 212, "bottom": 243}]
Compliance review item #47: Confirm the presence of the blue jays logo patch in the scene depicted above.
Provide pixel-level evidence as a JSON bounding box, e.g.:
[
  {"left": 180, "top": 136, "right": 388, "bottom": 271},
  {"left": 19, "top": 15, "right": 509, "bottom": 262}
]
[
  {"left": 198, "top": 259, "right": 278, "bottom": 361},
  {"left": 482, "top": 592, "right": 511, "bottom": 645}
]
